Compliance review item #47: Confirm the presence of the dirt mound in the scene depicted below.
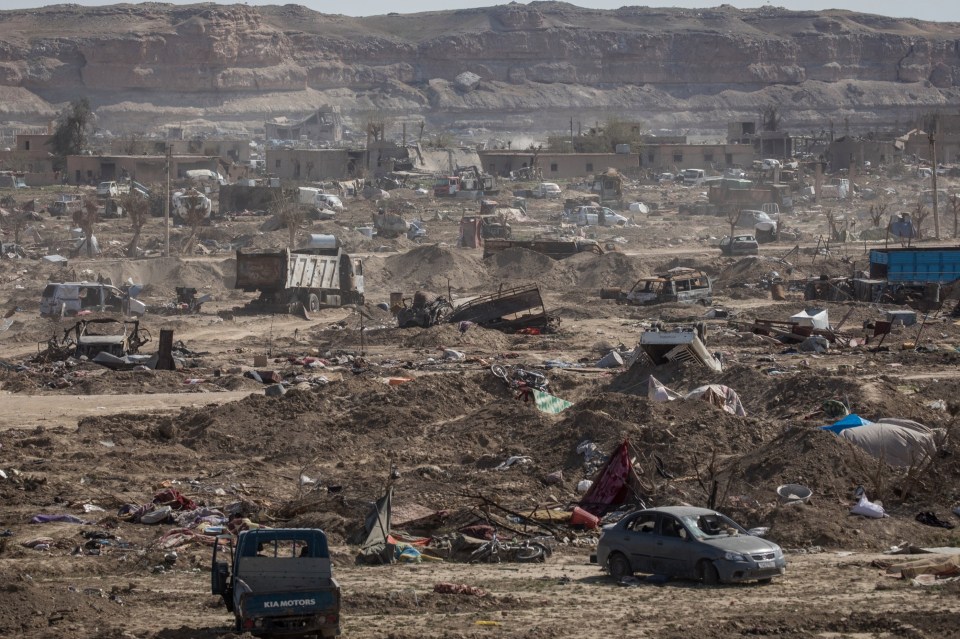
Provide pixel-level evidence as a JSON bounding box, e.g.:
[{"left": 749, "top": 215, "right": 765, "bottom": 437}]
[
  {"left": 485, "top": 247, "right": 561, "bottom": 286},
  {"left": 655, "top": 256, "right": 719, "bottom": 276},
  {"left": 65, "top": 256, "right": 236, "bottom": 301},
  {"left": 382, "top": 244, "right": 486, "bottom": 292},
  {"left": 0, "top": 580, "right": 125, "bottom": 636},
  {"left": 566, "top": 251, "right": 649, "bottom": 290},
  {"left": 714, "top": 255, "right": 788, "bottom": 287}
]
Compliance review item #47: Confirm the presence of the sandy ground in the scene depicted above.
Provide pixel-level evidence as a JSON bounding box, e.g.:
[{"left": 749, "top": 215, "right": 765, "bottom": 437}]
[{"left": 2, "top": 172, "right": 960, "bottom": 638}]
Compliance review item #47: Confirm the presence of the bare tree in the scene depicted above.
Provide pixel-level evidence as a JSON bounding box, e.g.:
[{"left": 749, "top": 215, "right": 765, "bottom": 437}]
[
  {"left": 120, "top": 192, "right": 150, "bottom": 258},
  {"left": 1, "top": 197, "right": 31, "bottom": 246},
  {"left": 868, "top": 199, "right": 889, "bottom": 228},
  {"left": 73, "top": 198, "right": 99, "bottom": 257},
  {"left": 949, "top": 193, "right": 960, "bottom": 239},
  {"left": 913, "top": 201, "right": 930, "bottom": 241},
  {"left": 726, "top": 207, "right": 740, "bottom": 243},
  {"left": 271, "top": 191, "right": 304, "bottom": 248},
  {"left": 0, "top": 196, "right": 21, "bottom": 244},
  {"left": 825, "top": 208, "right": 836, "bottom": 236},
  {"left": 178, "top": 190, "right": 209, "bottom": 255}
]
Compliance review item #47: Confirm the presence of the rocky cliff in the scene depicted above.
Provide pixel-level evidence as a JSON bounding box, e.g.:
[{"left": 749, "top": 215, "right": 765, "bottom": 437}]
[{"left": 1, "top": 2, "right": 959, "bottom": 133}]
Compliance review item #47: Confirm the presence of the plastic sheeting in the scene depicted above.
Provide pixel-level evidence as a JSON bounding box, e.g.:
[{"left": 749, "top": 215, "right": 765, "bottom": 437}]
[
  {"left": 840, "top": 419, "right": 941, "bottom": 467},
  {"left": 647, "top": 376, "right": 746, "bottom": 416},
  {"left": 822, "top": 416, "right": 942, "bottom": 467}
]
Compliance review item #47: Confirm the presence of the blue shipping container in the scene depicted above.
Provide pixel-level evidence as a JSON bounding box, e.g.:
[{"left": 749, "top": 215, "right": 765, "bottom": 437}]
[{"left": 869, "top": 247, "right": 960, "bottom": 283}]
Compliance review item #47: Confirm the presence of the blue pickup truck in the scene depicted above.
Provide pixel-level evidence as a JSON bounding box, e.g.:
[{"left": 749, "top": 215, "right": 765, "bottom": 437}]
[{"left": 211, "top": 528, "right": 341, "bottom": 637}]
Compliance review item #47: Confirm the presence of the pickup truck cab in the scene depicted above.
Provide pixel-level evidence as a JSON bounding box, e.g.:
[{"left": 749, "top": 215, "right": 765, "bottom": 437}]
[
  {"left": 212, "top": 528, "right": 341, "bottom": 638},
  {"left": 681, "top": 169, "right": 706, "bottom": 186}
]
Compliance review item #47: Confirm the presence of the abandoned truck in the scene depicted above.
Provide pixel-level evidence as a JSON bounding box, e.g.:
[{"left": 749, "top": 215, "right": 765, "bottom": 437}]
[
  {"left": 235, "top": 247, "right": 364, "bottom": 313},
  {"left": 601, "top": 268, "right": 713, "bottom": 306},
  {"left": 211, "top": 528, "right": 341, "bottom": 638}
]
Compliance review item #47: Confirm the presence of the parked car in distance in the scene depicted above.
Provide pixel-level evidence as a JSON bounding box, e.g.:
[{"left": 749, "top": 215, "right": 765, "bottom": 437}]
[
  {"left": 567, "top": 205, "right": 628, "bottom": 227},
  {"left": 97, "top": 181, "right": 119, "bottom": 197},
  {"left": 40, "top": 282, "right": 146, "bottom": 317},
  {"left": 593, "top": 506, "right": 786, "bottom": 585},
  {"left": 655, "top": 172, "right": 675, "bottom": 184},
  {"left": 533, "top": 182, "right": 562, "bottom": 199},
  {"left": 719, "top": 234, "right": 760, "bottom": 256}
]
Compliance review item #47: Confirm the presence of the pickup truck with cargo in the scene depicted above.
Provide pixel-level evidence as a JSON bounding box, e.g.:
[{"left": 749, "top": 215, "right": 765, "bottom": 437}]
[
  {"left": 235, "top": 247, "right": 364, "bottom": 313},
  {"left": 211, "top": 528, "right": 341, "bottom": 638}
]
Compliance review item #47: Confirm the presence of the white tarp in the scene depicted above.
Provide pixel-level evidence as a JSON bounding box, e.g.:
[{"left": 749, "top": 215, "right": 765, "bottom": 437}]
[
  {"left": 647, "top": 376, "right": 746, "bottom": 416},
  {"left": 839, "top": 419, "right": 943, "bottom": 467}
]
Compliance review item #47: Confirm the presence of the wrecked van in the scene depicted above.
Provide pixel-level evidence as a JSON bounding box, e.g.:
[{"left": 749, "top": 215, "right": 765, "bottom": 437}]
[{"left": 40, "top": 282, "right": 146, "bottom": 318}]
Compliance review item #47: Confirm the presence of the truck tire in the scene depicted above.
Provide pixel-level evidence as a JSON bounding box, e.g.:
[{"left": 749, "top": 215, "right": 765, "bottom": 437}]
[{"left": 307, "top": 293, "right": 320, "bottom": 313}]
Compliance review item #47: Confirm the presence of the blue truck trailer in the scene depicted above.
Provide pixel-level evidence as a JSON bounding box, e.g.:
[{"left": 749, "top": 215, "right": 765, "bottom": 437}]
[{"left": 869, "top": 246, "right": 960, "bottom": 284}]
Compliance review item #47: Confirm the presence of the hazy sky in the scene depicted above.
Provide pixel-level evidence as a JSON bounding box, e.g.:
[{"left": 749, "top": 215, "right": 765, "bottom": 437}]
[{"left": 1, "top": 1, "right": 958, "bottom": 22}]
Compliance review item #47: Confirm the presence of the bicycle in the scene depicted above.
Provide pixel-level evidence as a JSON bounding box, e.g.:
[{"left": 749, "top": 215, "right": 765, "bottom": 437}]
[{"left": 490, "top": 363, "right": 549, "bottom": 392}]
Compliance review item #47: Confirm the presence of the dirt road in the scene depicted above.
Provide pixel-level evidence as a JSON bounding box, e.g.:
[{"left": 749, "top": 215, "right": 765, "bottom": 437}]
[{"left": 0, "top": 390, "right": 256, "bottom": 431}]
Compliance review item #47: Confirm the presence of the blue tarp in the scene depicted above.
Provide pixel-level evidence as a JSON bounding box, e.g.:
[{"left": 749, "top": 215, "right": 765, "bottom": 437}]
[{"left": 820, "top": 414, "right": 872, "bottom": 434}]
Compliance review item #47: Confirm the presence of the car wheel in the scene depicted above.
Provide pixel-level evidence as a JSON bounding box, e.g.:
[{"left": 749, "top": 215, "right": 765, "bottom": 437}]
[
  {"left": 608, "top": 552, "right": 632, "bottom": 582},
  {"left": 699, "top": 560, "right": 720, "bottom": 586}
]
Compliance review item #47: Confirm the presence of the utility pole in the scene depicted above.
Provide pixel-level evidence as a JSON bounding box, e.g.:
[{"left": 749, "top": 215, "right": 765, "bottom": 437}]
[
  {"left": 930, "top": 131, "right": 941, "bottom": 240},
  {"left": 164, "top": 144, "right": 171, "bottom": 257}
]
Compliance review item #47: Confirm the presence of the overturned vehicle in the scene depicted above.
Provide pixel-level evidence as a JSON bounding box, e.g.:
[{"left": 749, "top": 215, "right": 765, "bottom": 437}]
[{"left": 396, "top": 284, "right": 556, "bottom": 333}]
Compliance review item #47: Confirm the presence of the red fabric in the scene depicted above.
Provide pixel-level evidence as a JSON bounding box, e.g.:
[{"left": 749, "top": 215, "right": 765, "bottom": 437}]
[
  {"left": 153, "top": 488, "right": 197, "bottom": 511},
  {"left": 578, "top": 440, "right": 632, "bottom": 516}
]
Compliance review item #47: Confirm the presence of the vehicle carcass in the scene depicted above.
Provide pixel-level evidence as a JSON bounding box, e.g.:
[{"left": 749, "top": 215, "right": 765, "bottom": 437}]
[
  {"left": 396, "top": 291, "right": 453, "bottom": 328},
  {"left": 639, "top": 325, "right": 721, "bottom": 372},
  {"left": 395, "top": 285, "right": 556, "bottom": 333},
  {"left": 36, "top": 318, "right": 150, "bottom": 364},
  {"left": 601, "top": 268, "right": 713, "bottom": 306},
  {"left": 172, "top": 188, "right": 212, "bottom": 222},
  {"left": 447, "top": 285, "right": 556, "bottom": 333},
  {"left": 372, "top": 209, "right": 410, "bottom": 239},
  {"left": 483, "top": 238, "right": 602, "bottom": 260}
]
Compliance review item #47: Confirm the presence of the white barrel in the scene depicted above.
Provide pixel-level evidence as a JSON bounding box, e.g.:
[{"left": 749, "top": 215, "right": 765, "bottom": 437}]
[{"left": 305, "top": 234, "right": 338, "bottom": 249}]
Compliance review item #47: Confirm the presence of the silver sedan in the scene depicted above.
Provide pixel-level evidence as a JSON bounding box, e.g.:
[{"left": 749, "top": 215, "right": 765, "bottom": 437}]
[{"left": 593, "top": 506, "right": 786, "bottom": 585}]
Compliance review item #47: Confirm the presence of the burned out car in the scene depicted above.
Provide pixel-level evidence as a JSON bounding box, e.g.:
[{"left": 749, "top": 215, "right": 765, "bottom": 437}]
[
  {"left": 719, "top": 234, "right": 760, "bottom": 256},
  {"left": 593, "top": 506, "right": 785, "bottom": 585},
  {"left": 600, "top": 268, "right": 713, "bottom": 306},
  {"left": 37, "top": 318, "right": 151, "bottom": 363}
]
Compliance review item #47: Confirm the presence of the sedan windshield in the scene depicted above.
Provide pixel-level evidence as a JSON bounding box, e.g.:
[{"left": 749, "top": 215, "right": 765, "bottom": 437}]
[{"left": 681, "top": 513, "right": 748, "bottom": 539}]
